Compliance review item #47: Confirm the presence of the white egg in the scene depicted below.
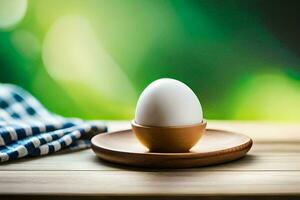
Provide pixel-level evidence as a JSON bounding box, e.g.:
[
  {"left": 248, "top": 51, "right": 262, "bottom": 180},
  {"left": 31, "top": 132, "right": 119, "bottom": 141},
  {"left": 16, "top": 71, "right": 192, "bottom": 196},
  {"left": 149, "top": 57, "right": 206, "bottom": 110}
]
[{"left": 135, "top": 78, "right": 203, "bottom": 127}]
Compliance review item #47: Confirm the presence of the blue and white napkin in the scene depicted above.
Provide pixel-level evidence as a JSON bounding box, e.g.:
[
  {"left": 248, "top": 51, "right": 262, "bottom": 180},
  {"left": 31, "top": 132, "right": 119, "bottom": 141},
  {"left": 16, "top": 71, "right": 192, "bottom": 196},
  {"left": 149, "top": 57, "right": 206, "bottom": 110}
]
[{"left": 0, "top": 84, "right": 107, "bottom": 162}]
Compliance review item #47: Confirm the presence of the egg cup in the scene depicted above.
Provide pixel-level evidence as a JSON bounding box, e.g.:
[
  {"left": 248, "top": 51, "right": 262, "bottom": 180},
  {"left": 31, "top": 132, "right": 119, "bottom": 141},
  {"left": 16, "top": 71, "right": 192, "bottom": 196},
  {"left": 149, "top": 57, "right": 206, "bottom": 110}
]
[{"left": 131, "top": 120, "right": 207, "bottom": 153}]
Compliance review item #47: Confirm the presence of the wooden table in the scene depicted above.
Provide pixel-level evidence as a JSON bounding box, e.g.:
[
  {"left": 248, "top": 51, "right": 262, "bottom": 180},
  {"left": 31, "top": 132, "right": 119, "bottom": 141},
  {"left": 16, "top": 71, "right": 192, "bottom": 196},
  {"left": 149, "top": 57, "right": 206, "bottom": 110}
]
[{"left": 1, "top": 120, "right": 300, "bottom": 199}]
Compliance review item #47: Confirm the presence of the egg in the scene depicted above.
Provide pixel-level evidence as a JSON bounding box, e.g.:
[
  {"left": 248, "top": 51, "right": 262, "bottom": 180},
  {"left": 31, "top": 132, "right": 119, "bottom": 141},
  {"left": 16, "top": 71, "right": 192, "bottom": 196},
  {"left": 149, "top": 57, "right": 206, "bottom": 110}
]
[{"left": 135, "top": 78, "right": 203, "bottom": 127}]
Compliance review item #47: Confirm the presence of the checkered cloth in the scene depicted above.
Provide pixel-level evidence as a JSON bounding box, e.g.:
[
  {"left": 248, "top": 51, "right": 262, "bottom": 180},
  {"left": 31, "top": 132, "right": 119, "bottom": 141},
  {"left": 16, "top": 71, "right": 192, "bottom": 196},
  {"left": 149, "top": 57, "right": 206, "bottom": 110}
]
[{"left": 0, "top": 84, "right": 107, "bottom": 162}]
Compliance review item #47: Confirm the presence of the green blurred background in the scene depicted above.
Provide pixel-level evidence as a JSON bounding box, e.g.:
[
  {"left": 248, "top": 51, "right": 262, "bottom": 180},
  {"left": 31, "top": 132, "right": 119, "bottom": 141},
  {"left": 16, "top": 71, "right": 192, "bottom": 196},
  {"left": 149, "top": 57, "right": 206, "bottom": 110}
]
[{"left": 1, "top": 0, "right": 300, "bottom": 121}]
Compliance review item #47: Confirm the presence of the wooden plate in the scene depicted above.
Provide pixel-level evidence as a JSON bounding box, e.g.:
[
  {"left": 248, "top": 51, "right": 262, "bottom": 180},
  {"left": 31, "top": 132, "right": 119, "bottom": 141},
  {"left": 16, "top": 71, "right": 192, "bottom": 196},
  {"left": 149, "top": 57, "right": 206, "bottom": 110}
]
[{"left": 91, "top": 129, "right": 253, "bottom": 168}]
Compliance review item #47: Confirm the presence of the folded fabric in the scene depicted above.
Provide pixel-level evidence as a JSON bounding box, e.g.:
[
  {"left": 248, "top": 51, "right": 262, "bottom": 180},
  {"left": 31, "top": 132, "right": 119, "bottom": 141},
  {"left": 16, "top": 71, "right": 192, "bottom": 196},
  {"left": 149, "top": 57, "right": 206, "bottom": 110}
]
[{"left": 0, "top": 84, "right": 107, "bottom": 162}]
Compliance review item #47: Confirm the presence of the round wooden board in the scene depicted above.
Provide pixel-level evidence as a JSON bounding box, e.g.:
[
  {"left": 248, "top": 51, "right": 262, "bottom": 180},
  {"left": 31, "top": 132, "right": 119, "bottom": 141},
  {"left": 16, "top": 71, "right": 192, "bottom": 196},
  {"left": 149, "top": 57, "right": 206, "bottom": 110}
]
[{"left": 91, "top": 129, "right": 253, "bottom": 168}]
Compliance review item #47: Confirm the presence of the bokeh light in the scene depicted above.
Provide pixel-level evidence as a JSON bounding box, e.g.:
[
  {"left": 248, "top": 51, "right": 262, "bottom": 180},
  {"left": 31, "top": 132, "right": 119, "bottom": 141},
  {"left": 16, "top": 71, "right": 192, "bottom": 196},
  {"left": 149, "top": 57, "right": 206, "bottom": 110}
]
[
  {"left": 42, "top": 15, "right": 136, "bottom": 118},
  {"left": 1, "top": 0, "right": 300, "bottom": 121},
  {"left": 231, "top": 71, "right": 300, "bottom": 120},
  {"left": 0, "top": 0, "right": 27, "bottom": 29},
  {"left": 11, "top": 29, "right": 40, "bottom": 59}
]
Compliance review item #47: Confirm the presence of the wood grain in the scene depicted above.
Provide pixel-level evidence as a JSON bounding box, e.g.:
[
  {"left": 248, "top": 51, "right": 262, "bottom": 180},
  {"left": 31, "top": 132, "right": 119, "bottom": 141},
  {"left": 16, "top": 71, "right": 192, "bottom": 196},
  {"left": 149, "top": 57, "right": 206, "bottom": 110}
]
[
  {"left": 1, "top": 120, "right": 300, "bottom": 199},
  {"left": 1, "top": 149, "right": 300, "bottom": 171},
  {"left": 1, "top": 171, "right": 300, "bottom": 195},
  {"left": 91, "top": 129, "right": 252, "bottom": 168},
  {"left": 207, "top": 121, "right": 300, "bottom": 142}
]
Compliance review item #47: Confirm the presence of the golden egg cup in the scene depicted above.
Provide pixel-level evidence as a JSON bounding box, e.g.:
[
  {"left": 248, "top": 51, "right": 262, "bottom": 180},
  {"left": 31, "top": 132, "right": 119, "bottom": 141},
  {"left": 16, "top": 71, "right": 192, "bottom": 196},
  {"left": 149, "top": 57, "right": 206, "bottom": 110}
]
[{"left": 131, "top": 120, "right": 207, "bottom": 153}]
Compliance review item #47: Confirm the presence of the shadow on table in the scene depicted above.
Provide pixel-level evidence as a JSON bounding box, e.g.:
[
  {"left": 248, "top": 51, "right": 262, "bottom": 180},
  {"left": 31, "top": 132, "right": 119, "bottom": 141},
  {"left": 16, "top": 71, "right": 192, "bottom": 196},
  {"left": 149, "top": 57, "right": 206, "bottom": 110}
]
[
  {"left": 0, "top": 148, "right": 85, "bottom": 166},
  {"left": 1, "top": 148, "right": 256, "bottom": 173},
  {"left": 93, "top": 154, "right": 257, "bottom": 172}
]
